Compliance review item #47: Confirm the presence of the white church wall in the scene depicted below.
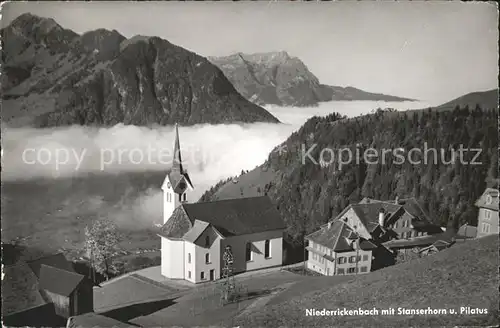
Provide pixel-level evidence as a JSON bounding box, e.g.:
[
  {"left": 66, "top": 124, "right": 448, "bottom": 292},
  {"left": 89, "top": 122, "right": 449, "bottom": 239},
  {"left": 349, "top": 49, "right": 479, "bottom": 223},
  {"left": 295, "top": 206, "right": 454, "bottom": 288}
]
[
  {"left": 161, "top": 237, "right": 185, "bottom": 279},
  {"left": 191, "top": 227, "right": 222, "bottom": 283},
  {"left": 221, "top": 229, "right": 283, "bottom": 274}
]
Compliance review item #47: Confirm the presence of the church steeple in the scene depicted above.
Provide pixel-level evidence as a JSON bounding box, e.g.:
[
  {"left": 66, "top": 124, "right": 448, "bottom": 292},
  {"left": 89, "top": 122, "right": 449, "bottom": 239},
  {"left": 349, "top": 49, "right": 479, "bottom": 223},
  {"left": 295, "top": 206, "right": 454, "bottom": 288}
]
[
  {"left": 172, "top": 123, "right": 183, "bottom": 175},
  {"left": 162, "top": 123, "right": 194, "bottom": 225}
]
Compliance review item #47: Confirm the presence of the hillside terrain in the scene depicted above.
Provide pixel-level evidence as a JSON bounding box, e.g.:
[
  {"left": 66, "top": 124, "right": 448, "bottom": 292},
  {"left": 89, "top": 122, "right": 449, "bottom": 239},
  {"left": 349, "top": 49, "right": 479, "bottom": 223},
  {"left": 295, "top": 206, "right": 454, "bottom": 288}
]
[
  {"left": 200, "top": 92, "right": 498, "bottom": 244},
  {"left": 229, "top": 235, "right": 499, "bottom": 327},
  {"left": 434, "top": 88, "right": 498, "bottom": 111},
  {"left": 209, "top": 51, "right": 414, "bottom": 107},
  {"left": 1, "top": 13, "right": 279, "bottom": 127}
]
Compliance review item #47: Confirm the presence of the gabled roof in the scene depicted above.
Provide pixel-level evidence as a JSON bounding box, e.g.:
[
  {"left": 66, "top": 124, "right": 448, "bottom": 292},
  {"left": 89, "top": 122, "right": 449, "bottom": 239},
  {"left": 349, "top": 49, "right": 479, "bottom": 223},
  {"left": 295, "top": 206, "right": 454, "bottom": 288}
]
[
  {"left": 182, "top": 220, "right": 210, "bottom": 243},
  {"left": 359, "top": 197, "right": 437, "bottom": 228},
  {"left": 475, "top": 188, "right": 499, "bottom": 211},
  {"left": 160, "top": 196, "right": 285, "bottom": 239},
  {"left": 3, "top": 261, "right": 46, "bottom": 315},
  {"left": 39, "top": 264, "right": 85, "bottom": 297},
  {"left": 399, "top": 198, "right": 432, "bottom": 221},
  {"left": 306, "top": 220, "right": 345, "bottom": 248},
  {"left": 306, "top": 220, "right": 377, "bottom": 253},
  {"left": 27, "top": 253, "right": 75, "bottom": 278},
  {"left": 350, "top": 202, "right": 403, "bottom": 232}
]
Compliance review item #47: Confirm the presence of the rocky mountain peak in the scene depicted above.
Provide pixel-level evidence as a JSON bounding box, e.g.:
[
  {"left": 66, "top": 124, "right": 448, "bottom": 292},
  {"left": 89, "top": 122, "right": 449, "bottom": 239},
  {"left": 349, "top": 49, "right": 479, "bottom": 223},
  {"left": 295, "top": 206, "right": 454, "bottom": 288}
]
[
  {"left": 2, "top": 12, "right": 79, "bottom": 58},
  {"left": 2, "top": 14, "right": 280, "bottom": 127},
  {"left": 72, "top": 28, "right": 126, "bottom": 60}
]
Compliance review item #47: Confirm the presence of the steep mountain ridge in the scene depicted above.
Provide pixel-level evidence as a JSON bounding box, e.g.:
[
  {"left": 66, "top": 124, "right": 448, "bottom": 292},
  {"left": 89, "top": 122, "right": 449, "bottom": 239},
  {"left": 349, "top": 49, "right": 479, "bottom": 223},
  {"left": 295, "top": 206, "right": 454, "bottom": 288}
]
[
  {"left": 1, "top": 13, "right": 280, "bottom": 127},
  {"left": 209, "top": 51, "right": 415, "bottom": 107}
]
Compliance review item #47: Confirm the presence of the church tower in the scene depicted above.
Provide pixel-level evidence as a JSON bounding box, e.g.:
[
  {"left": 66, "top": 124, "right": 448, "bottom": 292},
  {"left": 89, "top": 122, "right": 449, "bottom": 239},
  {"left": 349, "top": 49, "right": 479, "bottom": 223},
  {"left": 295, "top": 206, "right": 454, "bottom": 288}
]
[{"left": 161, "top": 124, "right": 194, "bottom": 224}]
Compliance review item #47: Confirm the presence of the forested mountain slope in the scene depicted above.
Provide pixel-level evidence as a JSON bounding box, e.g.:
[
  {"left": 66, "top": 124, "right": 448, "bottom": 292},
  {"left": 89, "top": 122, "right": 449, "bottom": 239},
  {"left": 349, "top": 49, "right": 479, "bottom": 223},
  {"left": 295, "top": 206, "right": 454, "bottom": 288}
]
[{"left": 201, "top": 105, "right": 498, "bottom": 244}]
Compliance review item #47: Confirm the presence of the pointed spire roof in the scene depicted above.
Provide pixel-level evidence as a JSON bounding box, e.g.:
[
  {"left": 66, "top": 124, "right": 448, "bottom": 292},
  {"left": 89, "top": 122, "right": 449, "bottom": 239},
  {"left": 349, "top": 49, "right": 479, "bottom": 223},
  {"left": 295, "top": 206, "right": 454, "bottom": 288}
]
[
  {"left": 163, "top": 123, "right": 194, "bottom": 193},
  {"left": 172, "top": 123, "right": 184, "bottom": 175}
]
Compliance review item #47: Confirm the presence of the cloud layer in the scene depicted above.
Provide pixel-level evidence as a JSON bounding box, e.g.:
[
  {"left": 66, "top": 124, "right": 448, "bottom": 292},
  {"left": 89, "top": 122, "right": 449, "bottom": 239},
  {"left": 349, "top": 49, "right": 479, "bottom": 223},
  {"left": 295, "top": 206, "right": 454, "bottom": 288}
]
[{"left": 1, "top": 100, "right": 431, "bottom": 233}]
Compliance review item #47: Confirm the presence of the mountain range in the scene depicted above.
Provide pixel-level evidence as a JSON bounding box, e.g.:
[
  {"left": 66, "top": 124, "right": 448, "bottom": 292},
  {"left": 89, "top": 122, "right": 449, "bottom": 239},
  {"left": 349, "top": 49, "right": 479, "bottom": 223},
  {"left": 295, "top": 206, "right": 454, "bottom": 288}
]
[
  {"left": 1, "top": 13, "right": 279, "bottom": 127},
  {"left": 209, "top": 51, "right": 415, "bottom": 107}
]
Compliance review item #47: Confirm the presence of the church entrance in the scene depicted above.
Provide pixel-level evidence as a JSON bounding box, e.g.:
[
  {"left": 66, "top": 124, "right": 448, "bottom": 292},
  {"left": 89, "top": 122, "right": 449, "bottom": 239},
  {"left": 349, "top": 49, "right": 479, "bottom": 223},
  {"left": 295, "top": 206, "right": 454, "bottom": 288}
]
[{"left": 210, "top": 269, "right": 215, "bottom": 281}]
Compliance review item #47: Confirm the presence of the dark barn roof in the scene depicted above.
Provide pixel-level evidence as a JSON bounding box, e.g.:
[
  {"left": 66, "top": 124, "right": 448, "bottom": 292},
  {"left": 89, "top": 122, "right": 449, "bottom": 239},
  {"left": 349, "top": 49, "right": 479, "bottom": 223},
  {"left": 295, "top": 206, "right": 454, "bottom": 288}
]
[
  {"left": 39, "top": 264, "right": 85, "bottom": 297},
  {"left": 160, "top": 196, "right": 285, "bottom": 239},
  {"left": 28, "top": 252, "right": 75, "bottom": 278}
]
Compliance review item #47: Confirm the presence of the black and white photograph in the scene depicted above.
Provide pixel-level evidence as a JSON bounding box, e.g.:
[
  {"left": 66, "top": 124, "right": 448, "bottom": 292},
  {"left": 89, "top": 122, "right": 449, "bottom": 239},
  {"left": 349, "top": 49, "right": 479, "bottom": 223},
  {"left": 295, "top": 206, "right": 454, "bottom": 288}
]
[{"left": 1, "top": 1, "right": 498, "bottom": 327}]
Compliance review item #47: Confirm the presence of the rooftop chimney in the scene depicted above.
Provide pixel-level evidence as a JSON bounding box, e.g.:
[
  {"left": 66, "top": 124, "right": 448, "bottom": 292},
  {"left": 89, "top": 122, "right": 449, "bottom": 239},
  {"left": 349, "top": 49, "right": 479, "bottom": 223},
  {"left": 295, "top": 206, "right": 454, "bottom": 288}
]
[
  {"left": 328, "top": 221, "right": 332, "bottom": 229},
  {"left": 378, "top": 208, "right": 386, "bottom": 227}
]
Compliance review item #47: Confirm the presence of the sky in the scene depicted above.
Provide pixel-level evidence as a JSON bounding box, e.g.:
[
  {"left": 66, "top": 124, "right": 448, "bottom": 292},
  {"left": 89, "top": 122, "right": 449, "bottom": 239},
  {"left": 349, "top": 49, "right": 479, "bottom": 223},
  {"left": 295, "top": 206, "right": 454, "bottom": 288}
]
[{"left": 1, "top": 1, "right": 498, "bottom": 103}]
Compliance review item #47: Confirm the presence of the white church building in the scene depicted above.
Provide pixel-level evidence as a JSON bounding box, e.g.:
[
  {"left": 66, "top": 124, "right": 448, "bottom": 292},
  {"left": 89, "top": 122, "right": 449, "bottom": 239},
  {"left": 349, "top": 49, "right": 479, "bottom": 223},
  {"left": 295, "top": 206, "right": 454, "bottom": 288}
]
[{"left": 158, "top": 124, "right": 285, "bottom": 283}]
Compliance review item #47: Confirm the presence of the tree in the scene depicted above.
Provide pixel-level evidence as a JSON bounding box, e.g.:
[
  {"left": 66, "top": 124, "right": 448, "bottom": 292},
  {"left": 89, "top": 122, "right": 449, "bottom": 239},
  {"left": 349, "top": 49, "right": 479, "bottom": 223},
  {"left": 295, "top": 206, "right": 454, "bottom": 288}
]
[{"left": 85, "top": 218, "right": 121, "bottom": 282}]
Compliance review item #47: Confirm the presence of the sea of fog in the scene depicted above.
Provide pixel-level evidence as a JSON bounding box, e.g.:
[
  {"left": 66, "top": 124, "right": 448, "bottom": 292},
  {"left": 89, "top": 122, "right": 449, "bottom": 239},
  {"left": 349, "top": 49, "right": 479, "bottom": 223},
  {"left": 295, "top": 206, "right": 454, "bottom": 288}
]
[
  {"left": 1, "top": 100, "right": 435, "bottom": 231},
  {"left": 1, "top": 100, "right": 435, "bottom": 199},
  {"left": 2, "top": 101, "right": 430, "bottom": 217}
]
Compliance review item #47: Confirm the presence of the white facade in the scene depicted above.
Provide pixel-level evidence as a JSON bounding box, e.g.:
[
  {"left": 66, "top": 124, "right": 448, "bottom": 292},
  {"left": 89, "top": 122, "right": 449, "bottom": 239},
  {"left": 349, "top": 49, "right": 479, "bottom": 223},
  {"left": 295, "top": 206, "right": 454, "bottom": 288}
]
[
  {"left": 161, "top": 228, "right": 283, "bottom": 283},
  {"left": 161, "top": 238, "right": 184, "bottom": 278},
  {"left": 307, "top": 240, "right": 372, "bottom": 276},
  {"left": 221, "top": 229, "right": 283, "bottom": 274}
]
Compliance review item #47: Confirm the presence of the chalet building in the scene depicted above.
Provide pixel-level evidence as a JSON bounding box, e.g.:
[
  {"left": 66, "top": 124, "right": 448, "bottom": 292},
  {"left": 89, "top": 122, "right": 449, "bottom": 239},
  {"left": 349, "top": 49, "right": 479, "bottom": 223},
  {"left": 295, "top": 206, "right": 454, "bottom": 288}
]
[
  {"left": 28, "top": 254, "right": 94, "bottom": 318},
  {"left": 159, "top": 124, "right": 285, "bottom": 283},
  {"left": 38, "top": 264, "right": 93, "bottom": 318},
  {"left": 358, "top": 197, "right": 443, "bottom": 238},
  {"left": 3, "top": 253, "right": 93, "bottom": 327},
  {"left": 305, "top": 197, "right": 443, "bottom": 276},
  {"left": 306, "top": 220, "right": 378, "bottom": 275},
  {"left": 475, "top": 188, "right": 499, "bottom": 238}
]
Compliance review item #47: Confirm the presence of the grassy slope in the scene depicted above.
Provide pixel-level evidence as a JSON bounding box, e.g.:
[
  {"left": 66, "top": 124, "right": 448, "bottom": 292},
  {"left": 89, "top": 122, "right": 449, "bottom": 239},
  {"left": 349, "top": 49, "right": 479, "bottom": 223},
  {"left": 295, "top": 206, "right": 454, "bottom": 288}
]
[
  {"left": 210, "top": 166, "right": 276, "bottom": 201},
  {"left": 230, "top": 235, "right": 499, "bottom": 327}
]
